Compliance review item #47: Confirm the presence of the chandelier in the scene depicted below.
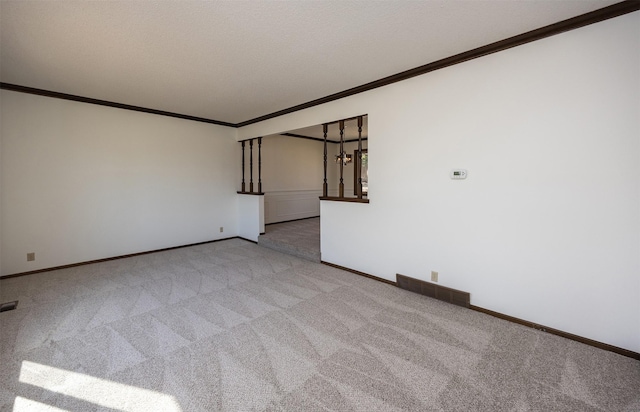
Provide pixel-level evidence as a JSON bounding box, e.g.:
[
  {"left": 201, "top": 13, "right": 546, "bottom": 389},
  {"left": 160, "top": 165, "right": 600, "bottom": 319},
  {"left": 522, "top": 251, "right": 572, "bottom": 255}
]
[{"left": 335, "top": 151, "right": 352, "bottom": 165}]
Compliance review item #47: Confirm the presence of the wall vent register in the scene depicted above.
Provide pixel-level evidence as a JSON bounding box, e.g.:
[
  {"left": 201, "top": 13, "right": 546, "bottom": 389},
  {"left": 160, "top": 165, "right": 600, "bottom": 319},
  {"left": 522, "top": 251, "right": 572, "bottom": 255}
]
[
  {"left": 0, "top": 301, "right": 18, "bottom": 312},
  {"left": 396, "top": 274, "right": 470, "bottom": 308}
]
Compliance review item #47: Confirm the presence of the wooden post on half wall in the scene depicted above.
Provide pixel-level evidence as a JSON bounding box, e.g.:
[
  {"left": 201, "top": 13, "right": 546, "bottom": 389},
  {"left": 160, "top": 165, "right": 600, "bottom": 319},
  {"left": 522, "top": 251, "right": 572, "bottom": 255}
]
[
  {"left": 241, "top": 140, "right": 246, "bottom": 192},
  {"left": 339, "top": 120, "right": 345, "bottom": 198},
  {"left": 357, "top": 116, "right": 363, "bottom": 199},
  {"left": 323, "top": 124, "right": 328, "bottom": 197},
  {"left": 258, "top": 137, "right": 262, "bottom": 193},
  {"left": 249, "top": 139, "right": 254, "bottom": 193}
]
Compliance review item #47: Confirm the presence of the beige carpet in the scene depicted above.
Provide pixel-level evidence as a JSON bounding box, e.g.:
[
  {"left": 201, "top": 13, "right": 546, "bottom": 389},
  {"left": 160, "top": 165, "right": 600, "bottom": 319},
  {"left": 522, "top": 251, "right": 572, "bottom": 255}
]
[
  {"left": 1, "top": 238, "right": 639, "bottom": 411},
  {"left": 258, "top": 218, "right": 320, "bottom": 262}
]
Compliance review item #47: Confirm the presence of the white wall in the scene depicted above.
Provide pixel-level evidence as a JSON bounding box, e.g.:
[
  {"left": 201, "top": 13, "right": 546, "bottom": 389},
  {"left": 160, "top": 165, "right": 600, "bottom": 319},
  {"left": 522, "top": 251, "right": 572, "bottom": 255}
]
[
  {"left": 1, "top": 90, "right": 239, "bottom": 276},
  {"left": 259, "top": 134, "right": 323, "bottom": 223},
  {"left": 264, "top": 190, "right": 321, "bottom": 224},
  {"left": 260, "top": 134, "right": 324, "bottom": 192},
  {"left": 240, "top": 12, "right": 640, "bottom": 352},
  {"left": 237, "top": 194, "right": 264, "bottom": 242}
]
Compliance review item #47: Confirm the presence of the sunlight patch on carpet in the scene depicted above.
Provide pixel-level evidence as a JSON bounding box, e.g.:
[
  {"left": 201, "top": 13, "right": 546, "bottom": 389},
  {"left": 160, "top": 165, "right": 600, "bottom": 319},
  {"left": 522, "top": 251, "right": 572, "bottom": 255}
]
[{"left": 18, "top": 361, "right": 182, "bottom": 412}]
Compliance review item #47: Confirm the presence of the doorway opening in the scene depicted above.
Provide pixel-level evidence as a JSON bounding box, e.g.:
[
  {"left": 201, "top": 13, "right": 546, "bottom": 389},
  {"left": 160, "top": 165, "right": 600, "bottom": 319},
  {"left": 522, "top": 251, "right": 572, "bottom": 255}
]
[{"left": 249, "top": 115, "right": 368, "bottom": 261}]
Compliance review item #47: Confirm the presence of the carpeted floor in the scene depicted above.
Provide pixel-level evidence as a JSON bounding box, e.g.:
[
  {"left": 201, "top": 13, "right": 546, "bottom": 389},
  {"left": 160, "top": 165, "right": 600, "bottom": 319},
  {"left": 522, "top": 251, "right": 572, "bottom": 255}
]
[
  {"left": 258, "top": 217, "right": 320, "bottom": 262},
  {"left": 1, "top": 238, "right": 639, "bottom": 411}
]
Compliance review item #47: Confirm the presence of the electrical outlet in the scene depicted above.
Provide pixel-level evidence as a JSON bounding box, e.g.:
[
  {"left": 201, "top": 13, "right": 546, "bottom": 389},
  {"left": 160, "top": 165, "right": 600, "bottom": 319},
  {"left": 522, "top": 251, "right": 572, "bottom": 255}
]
[
  {"left": 27, "top": 252, "right": 35, "bottom": 262},
  {"left": 219, "top": 227, "right": 224, "bottom": 233},
  {"left": 431, "top": 271, "right": 438, "bottom": 282}
]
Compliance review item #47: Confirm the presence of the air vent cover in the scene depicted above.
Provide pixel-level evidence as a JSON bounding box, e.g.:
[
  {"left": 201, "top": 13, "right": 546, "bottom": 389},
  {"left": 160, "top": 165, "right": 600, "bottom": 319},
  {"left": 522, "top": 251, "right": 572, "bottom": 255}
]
[
  {"left": 396, "top": 274, "right": 470, "bottom": 308},
  {"left": 0, "top": 301, "right": 18, "bottom": 312}
]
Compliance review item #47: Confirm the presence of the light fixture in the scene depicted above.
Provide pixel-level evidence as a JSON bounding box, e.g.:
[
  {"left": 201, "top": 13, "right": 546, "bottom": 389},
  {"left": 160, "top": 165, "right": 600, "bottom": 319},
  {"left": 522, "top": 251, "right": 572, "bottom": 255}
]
[{"left": 335, "top": 151, "right": 352, "bottom": 165}]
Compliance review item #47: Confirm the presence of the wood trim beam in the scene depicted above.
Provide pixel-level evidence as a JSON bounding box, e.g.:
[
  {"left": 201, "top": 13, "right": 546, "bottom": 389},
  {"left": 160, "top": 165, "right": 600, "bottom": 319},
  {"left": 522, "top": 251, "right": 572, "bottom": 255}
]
[{"left": 0, "top": 82, "right": 236, "bottom": 127}]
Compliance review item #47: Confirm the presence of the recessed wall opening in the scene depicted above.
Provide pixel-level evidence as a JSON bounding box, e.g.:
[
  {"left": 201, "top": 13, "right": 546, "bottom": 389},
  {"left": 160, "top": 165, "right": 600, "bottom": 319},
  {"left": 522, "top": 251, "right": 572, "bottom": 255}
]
[{"left": 251, "top": 115, "right": 368, "bottom": 261}]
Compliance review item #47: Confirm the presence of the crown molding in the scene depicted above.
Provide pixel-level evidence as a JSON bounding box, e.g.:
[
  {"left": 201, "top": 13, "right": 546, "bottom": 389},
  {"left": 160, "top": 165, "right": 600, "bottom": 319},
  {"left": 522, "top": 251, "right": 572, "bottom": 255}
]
[
  {"left": 0, "top": 82, "right": 236, "bottom": 128},
  {"left": 3, "top": 1, "right": 637, "bottom": 129},
  {"left": 236, "top": 1, "right": 639, "bottom": 127}
]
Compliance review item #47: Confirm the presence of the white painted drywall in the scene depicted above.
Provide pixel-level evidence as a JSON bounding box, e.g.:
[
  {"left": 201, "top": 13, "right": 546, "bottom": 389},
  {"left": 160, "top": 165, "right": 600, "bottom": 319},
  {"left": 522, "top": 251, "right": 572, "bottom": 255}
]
[
  {"left": 264, "top": 191, "right": 321, "bottom": 224},
  {"left": 259, "top": 134, "right": 324, "bottom": 192},
  {"left": 240, "top": 12, "right": 640, "bottom": 352},
  {"left": 0, "top": 90, "right": 239, "bottom": 276},
  {"left": 237, "top": 194, "right": 264, "bottom": 242},
  {"left": 257, "top": 134, "right": 323, "bottom": 223}
]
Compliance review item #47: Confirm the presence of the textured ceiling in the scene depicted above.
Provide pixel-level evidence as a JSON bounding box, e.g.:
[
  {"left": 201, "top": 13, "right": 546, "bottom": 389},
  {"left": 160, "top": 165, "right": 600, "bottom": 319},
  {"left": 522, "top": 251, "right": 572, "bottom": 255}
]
[{"left": 0, "top": 1, "right": 621, "bottom": 125}]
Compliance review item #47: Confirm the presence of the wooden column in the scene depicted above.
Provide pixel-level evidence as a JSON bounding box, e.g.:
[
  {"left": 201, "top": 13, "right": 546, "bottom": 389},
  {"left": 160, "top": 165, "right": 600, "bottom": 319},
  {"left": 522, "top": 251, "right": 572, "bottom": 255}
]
[
  {"left": 323, "top": 124, "right": 328, "bottom": 197},
  {"left": 258, "top": 137, "right": 262, "bottom": 193},
  {"left": 339, "top": 120, "right": 345, "bottom": 198},
  {"left": 357, "top": 116, "right": 363, "bottom": 199},
  {"left": 241, "top": 140, "right": 246, "bottom": 192},
  {"left": 249, "top": 139, "right": 254, "bottom": 193}
]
